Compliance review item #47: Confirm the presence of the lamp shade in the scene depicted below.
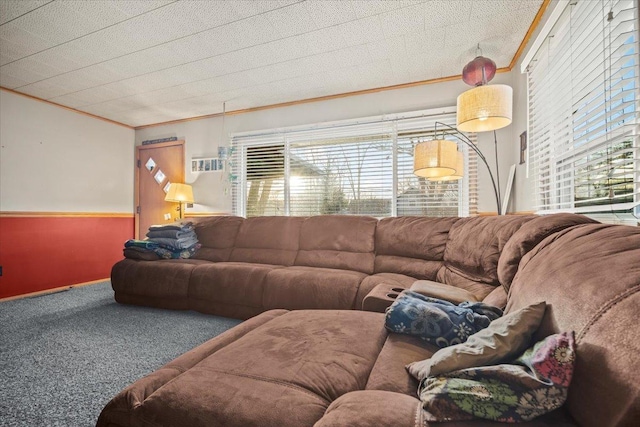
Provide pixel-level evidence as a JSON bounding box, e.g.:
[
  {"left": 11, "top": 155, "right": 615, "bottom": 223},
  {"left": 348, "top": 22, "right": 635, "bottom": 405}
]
[
  {"left": 164, "top": 183, "right": 194, "bottom": 203},
  {"left": 413, "top": 139, "right": 458, "bottom": 178},
  {"left": 428, "top": 151, "right": 463, "bottom": 181},
  {"left": 456, "top": 84, "right": 512, "bottom": 132}
]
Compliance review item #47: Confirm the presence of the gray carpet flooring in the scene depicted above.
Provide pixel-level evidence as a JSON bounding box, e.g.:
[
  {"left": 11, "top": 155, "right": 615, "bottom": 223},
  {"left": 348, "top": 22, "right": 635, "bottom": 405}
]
[{"left": 0, "top": 282, "right": 242, "bottom": 427}]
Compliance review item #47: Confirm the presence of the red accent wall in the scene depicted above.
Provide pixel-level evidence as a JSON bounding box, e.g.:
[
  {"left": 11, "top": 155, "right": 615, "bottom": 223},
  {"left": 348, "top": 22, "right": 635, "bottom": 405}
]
[{"left": 0, "top": 216, "right": 134, "bottom": 298}]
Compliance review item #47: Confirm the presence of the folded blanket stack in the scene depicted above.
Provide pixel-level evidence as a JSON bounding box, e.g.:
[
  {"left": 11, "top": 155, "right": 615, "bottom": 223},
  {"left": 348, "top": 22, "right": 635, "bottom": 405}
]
[
  {"left": 146, "top": 222, "right": 199, "bottom": 248},
  {"left": 123, "top": 221, "right": 200, "bottom": 260}
]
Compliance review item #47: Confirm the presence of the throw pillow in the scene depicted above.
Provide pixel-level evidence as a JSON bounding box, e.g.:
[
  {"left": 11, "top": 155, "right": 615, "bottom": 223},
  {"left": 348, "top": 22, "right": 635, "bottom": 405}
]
[
  {"left": 385, "top": 291, "right": 503, "bottom": 348},
  {"left": 407, "top": 301, "right": 546, "bottom": 381},
  {"left": 419, "top": 331, "right": 576, "bottom": 422}
]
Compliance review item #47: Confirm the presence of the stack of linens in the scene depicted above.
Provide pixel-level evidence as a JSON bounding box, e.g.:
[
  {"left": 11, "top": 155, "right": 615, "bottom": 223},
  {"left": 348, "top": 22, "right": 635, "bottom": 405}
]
[{"left": 123, "top": 221, "right": 200, "bottom": 260}]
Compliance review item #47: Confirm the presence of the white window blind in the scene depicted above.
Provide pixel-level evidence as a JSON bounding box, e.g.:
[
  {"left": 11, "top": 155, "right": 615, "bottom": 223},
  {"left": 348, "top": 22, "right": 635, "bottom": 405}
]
[
  {"left": 229, "top": 109, "right": 477, "bottom": 218},
  {"left": 527, "top": 0, "right": 639, "bottom": 216}
]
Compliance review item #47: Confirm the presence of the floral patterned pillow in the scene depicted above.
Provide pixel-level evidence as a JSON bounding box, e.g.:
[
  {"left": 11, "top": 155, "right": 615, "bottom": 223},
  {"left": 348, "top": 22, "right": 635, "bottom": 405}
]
[{"left": 419, "top": 331, "right": 576, "bottom": 423}]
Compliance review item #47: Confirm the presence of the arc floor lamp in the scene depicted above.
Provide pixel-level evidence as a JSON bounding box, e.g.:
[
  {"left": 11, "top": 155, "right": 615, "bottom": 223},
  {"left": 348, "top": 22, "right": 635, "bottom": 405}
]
[{"left": 414, "top": 49, "right": 512, "bottom": 215}]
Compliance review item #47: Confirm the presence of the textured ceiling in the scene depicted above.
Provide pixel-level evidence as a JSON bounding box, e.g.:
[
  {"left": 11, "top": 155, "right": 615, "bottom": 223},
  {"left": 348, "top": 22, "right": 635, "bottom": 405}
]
[{"left": 0, "top": 0, "right": 543, "bottom": 127}]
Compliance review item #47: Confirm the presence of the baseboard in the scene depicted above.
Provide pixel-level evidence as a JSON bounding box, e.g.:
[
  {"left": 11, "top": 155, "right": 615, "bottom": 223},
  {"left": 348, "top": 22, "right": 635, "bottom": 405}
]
[{"left": 0, "top": 279, "right": 109, "bottom": 302}]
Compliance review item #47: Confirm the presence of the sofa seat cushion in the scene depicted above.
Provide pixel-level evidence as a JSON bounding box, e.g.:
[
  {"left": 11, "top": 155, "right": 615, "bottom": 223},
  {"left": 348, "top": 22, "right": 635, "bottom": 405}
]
[
  {"left": 124, "top": 310, "right": 388, "bottom": 427},
  {"left": 262, "top": 266, "right": 367, "bottom": 310},
  {"left": 365, "top": 333, "right": 437, "bottom": 396},
  {"left": 314, "top": 390, "right": 422, "bottom": 427},
  {"left": 436, "top": 266, "right": 497, "bottom": 301},
  {"left": 111, "top": 259, "right": 209, "bottom": 307},
  {"left": 189, "top": 262, "right": 284, "bottom": 310}
]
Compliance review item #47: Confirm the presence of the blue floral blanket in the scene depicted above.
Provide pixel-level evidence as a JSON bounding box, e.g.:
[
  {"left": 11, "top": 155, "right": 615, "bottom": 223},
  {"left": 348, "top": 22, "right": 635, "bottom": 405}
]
[{"left": 385, "top": 291, "right": 502, "bottom": 348}]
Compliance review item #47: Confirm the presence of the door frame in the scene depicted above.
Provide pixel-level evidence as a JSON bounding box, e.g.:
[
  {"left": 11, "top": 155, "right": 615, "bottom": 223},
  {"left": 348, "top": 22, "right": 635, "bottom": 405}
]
[{"left": 135, "top": 140, "right": 185, "bottom": 239}]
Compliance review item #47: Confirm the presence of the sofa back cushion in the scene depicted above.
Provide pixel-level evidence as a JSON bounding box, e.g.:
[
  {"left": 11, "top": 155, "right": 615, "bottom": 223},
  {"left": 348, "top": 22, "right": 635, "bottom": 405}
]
[
  {"left": 437, "top": 215, "right": 534, "bottom": 299},
  {"left": 497, "top": 213, "right": 597, "bottom": 292},
  {"left": 374, "top": 217, "right": 459, "bottom": 280},
  {"left": 294, "top": 215, "right": 377, "bottom": 274},
  {"left": 229, "top": 216, "right": 304, "bottom": 265},
  {"left": 506, "top": 223, "right": 640, "bottom": 427},
  {"left": 191, "top": 216, "right": 244, "bottom": 262}
]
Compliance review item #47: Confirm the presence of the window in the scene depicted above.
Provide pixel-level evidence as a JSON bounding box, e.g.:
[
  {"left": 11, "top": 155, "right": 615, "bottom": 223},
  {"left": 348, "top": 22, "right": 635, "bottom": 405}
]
[
  {"left": 230, "top": 108, "right": 477, "bottom": 217},
  {"left": 527, "top": 0, "right": 639, "bottom": 217}
]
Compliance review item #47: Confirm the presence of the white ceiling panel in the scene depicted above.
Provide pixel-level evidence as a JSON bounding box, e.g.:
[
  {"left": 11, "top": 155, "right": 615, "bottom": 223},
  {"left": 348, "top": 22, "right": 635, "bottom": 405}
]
[
  {"left": 0, "top": 0, "right": 50, "bottom": 25},
  {"left": 301, "top": 26, "right": 348, "bottom": 56},
  {"left": 1, "top": 57, "right": 63, "bottom": 87},
  {"left": 0, "top": 38, "right": 27, "bottom": 66},
  {"left": 110, "top": 1, "right": 175, "bottom": 18},
  {"left": 366, "top": 35, "right": 404, "bottom": 63},
  {"left": 265, "top": 1, "right": 318, "bottom": 38},
  {"left": 52, "top": 85, "right": 122, "bottom": 108},
  {"left": 48, "top": 92, "right": 98, "bottom": 109},
  {"left": 0, "top": 22, "right": 50, "bottom": 63},
  {"left": 66, "top": 0, "right": 129, "bottom": 25},
  {"left": 267, "top": 36, "right": 314, "bottom": 64},
  {"left": 351, "top": 0, "right": 414, "bottom": 19},
  {"left": 22, "top": 45, "right": 86, "bottom": 74},
  {"left": 0, "top": 73, "right": 30, "bottom": 88},
  {"left": 405, "top": 29, "right": 446, "bottom": 55},
  {"left": 331, "top": 45, "right": 374, "bottom": 69},
  {"left": 470, "top": 0, "right": 542, "bottom": 18},
  {"left": 17, "top": 80, "right": 69, "bottom": 100},
  {"left": 422, "top": 1, "right": 474, "bottom": 29},
  {"left": 339, "top": 14, "right": 385, "bottom": 47},
  {"left": 309, "top": 1, "right": 358, "bottom": 28},
  {"left": 60, "top": 38, "right": 122, "bottom": 67},
  {"left": 239, "top": 1, "right": 300, "bottom": 16},
  {"left": 181, "top": 1, "right": 259, "bottom": 31},
  {"left": 13, "top": 2, "right": 104, "bottom": 46},
  {"left": 0, "top": 0, "right": 544, "bottom": 127},
  {"left": 380, "top": 3, "right": 425, "bottom": 39},
  {"left": 226, "top": 13, "right": 282, "bottom": 48}
]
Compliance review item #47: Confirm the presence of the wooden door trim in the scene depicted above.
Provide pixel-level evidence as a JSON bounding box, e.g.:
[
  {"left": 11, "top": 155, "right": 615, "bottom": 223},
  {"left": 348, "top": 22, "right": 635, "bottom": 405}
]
[{"left": 135, "top": 140, "right": 185, "bottom": 239}]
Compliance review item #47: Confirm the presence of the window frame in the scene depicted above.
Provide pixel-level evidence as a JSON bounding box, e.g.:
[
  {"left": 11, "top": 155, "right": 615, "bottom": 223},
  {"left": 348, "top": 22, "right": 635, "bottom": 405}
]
[{"left": 229, "top": 107, "right": 478, "bottom": 218}]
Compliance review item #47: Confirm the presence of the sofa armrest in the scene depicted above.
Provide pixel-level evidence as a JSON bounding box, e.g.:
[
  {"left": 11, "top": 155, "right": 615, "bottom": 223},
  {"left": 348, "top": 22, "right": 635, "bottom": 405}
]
[
  {"left": 410, "top": 280, "right": 479, "bottom": 304},
  {"left": 362, "top": 283, "right": 407, "bottom": 312},
  {"left": 314, "top": 390, "right": 423, "bottom": 427}
]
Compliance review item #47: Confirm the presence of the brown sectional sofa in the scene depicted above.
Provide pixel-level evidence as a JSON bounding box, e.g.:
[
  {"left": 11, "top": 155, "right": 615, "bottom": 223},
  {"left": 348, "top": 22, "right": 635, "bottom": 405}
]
[
  {"left": 111, "top": 214, "right": 562, "bottom": 318},
  {"left": 100, "top": 214, "right": 640, "bottom": 426}
]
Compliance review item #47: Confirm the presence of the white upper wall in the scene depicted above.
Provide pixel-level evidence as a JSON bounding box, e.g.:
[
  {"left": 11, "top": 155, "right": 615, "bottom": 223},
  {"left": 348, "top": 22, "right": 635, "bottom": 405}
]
[
  {"left": 0, "top": 90, "right": 135, "bottom": 213},
  {"left": 136, "top": 72, "right": 521, "bottom": 215}
]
